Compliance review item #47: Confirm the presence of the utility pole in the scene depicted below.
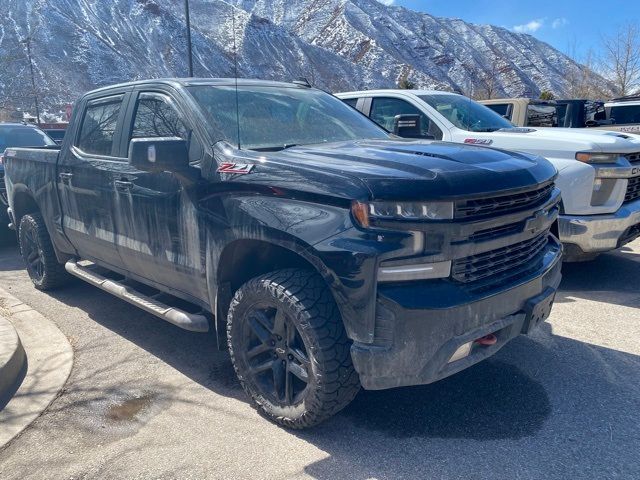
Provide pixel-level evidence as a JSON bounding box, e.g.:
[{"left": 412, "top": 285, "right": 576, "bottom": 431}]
[
  {"left": 184, "top": 0, "right": 194, "bottom": 77},
  {"left": 22, "top": 37, "right": 41, "bottom": 125}
]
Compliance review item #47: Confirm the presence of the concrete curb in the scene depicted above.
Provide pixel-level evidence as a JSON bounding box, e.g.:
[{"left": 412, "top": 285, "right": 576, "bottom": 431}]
[
  {"left": 0, "top": 317, "right": 26, "bottom": 409},
  {"left": 0, "top": 287, "right": 73, "bottom": 449}
]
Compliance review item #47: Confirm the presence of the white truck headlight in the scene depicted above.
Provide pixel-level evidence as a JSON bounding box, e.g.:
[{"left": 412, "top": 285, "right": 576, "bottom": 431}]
[
  {"left": 575, "top": 152, "right": 620, "bottom": 164},
  {"left": 352, "top": 201, "right": 454, "bottom": 227}
]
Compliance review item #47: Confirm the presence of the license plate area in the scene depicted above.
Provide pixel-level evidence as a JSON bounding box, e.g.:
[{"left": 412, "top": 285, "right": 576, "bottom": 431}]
[{"left": 522, "top": 287, "right": 556, "bottom": 334}]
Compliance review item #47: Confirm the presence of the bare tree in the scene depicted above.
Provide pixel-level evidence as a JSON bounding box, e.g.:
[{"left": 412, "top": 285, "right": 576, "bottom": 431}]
[
  {"left": 564, "top": 40, "right": 610, "bottom": 99},
  {"left": 465, "top": 61, "right": 502, "bottom": 100},
  {"left": 602, "top": 23, "right": 640, "bottom": 97}
]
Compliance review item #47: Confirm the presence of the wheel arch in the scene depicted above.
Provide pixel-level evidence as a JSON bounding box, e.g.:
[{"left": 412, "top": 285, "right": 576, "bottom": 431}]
[
  {"left": 11, "top": 188, "right": 40, "bottom": 226},
  {"left": 214, "top": 238, "right": 336, "bottom": 326}
]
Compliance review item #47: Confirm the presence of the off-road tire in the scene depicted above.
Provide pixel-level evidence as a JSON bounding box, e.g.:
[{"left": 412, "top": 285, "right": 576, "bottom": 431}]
[
  {"left": 18, "top": 213, "right": 71, "bottom": 290},
  {"left": 227, "top": 268, "right": 360, "bottom": 429}
]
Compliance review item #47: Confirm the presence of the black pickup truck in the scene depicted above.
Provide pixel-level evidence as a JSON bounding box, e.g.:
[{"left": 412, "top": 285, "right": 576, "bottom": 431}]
[{"left": 3, "top": 78, "right": 562, "bottom": 428}]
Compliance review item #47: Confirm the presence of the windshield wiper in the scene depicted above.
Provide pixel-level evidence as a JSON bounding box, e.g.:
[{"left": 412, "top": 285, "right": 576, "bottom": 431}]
[
  {"left": 471, "top": 128, "right": 500, "bottom": 132},
  {"left": 251, "top": 143, "right": 300, "bottom": 152}
]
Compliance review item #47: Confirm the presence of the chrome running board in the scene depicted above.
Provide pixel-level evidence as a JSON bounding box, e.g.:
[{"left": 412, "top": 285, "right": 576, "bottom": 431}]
[{"left": 65, "top": 260, "right": 209, "bottom": 332}]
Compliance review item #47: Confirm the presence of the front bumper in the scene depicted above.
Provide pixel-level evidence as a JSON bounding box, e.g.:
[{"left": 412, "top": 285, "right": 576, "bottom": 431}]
[
  {"left": 558, "top": 197, "right": 640, "bottom": 254},
  {"left": 350, "top": 238, "right": 562, "bottom": 390}
]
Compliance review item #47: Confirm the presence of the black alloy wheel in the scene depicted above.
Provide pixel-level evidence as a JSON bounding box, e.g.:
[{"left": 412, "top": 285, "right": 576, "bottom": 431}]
[
  {"left": 227, "top": 268, "right": 361, "bottom": 429},
  {"left": 18, "top": 213, "right": 71, "bottom": 290},
  {"left": 240, "top": 304, "right": 311, "bottom": 406}
]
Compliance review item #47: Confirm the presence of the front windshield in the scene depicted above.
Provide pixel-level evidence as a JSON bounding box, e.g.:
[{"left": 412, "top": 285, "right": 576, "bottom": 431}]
[
  {"left": 0, "top": 126, "right": 56, "bottom": 152},
  {"left": 419, "top": 94, "right": 513, "bottom": 132},
  {"left": 188, "top": 85, "right": 389, "bottom": 150}
]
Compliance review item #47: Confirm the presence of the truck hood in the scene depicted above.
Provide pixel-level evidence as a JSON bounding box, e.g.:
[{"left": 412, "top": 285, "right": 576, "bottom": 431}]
[
  {"left": 463, "top": 127, "right": 640, "bottom": 156},
  {"left": 235, "top": 139, "right": 557, "bottom": 201}
]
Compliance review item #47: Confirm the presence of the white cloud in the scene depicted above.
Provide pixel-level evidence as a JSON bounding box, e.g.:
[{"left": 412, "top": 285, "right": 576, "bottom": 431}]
[
  {"left": 552, "top": 17, "right": 568, "bottom": 29},
  {"left": 513, "top": 19, "right": 544, "bottom": 33},
  {"left": 378, "top": 0, "right": 395, "bottom": 5}
]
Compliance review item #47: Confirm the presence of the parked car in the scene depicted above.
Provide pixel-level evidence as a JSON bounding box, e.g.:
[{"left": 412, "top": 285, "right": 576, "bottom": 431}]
[
  {"left": 482, "top": 97, "right": 640, "bottom": 135},
  {"left": 337, "top": 90, "right": 640, "bottom": 261},
  {"left": 481, "top": 98, "right": 612, "bottom": 129},
  {"left": 4, "top": 78, "right": 562, "bottom": 428},
  {"left": 0, "top": 122, "right": 57, "bottom": 239},
  {"left": 604, "top": 96, "right": 640, "bottom": 134}
]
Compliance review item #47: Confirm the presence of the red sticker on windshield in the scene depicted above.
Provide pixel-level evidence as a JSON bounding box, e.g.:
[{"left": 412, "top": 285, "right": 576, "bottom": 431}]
[{"left": 217, "top": 163, "right": 255, "bottom": 175}]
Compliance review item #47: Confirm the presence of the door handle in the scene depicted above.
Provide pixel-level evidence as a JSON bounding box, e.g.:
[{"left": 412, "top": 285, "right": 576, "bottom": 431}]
[
  {"left": 59, "top": 172, "right": 73, "bottom": 182},
  {"left": 114, "top": 180, "right": 134, "bottom": 191}
]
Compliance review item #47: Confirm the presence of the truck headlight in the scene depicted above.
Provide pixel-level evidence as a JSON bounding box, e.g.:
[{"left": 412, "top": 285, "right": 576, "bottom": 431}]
[
  {"left": 352, "top": 201, "right": 454, "bottom": 227},
  {"left": 575, "top": 152, "right": 620, "bottom": 164}
]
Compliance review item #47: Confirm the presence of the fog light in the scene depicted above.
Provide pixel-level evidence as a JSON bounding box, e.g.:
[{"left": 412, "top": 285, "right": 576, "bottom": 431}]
[{"left": 378, "top": 260, "right": 451, "bottom": 282}]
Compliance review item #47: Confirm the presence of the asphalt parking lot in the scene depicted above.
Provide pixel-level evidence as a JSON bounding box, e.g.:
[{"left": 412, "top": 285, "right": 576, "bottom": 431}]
[{"left": 0, "top": 238, "right": 638, "bottom": 480}]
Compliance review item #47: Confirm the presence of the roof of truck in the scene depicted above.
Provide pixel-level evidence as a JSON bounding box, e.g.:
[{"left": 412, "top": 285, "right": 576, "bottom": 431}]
[
  {"left": 86, "top": 78, "right": 310, "bottom": 96},
  {"left": 336, "top": 89, "right": 458, "bottom": 97}
]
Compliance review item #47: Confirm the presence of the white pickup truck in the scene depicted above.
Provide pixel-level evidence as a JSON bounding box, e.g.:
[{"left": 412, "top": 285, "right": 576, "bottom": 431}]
[{"left": 337, "top": 90, "right": 640, "bottom": 260}]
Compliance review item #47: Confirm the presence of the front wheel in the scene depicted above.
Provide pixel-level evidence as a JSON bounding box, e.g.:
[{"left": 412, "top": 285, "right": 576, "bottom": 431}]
[
  {"left": 18, "top": 213, "right": 71, "bottom": 290},
  {"left": 227, "top": 268, "right": 360, "bottom": 429}
]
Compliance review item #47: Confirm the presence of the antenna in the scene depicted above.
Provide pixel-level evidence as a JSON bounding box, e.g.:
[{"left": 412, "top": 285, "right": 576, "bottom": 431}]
[
  {"left": 231, "top": 5, "right": 241, "bottom": 149},
  {"left": 293, "top": 77, "right": 312, "bottom": 88}
]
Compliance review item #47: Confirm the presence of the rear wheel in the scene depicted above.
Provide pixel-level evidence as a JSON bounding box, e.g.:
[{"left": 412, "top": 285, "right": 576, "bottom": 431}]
[
  {"left": 18, "top": 213, "right": 71, "bottom": 290},
  {"left": 227, "top": 268, "right": 360, "bottom": 429}
]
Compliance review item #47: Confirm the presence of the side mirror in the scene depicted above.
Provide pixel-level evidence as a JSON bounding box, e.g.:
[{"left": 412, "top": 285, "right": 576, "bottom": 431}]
[
  {"left": 392, "top": 114, "right": 433, "bottom": 139},
  {"left": 129, "top": 137, "right": 189, "bottom": 173}
]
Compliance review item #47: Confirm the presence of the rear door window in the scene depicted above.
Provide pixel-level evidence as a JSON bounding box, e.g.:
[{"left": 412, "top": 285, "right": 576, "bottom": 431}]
[
  {"left": 342, "top": 98, "right": 359, "bottom": 108},
  {"left": 370, "top": 97, "right": 443, "bottom": 139},
  {"left": 486, "top": 103, "right": 512, "bottom": 120},
  {"left": 77, "top": 96, "right": 124, "bottom": 156},
  {"left": 609, "top": 105, "right": 640, "bottom": 125}
]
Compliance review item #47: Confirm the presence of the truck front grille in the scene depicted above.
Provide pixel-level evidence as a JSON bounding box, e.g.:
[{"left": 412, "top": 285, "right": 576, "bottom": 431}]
[
  {"left": 454, "top": 183, "right": 554, "bottom": 219},
  {"left": 625, "top": 176, "right": 640, "bottom": 203},
  {"left": 451, "top": 230, "right": 550, "bottom": 284},
  {"left": 626, "top": 152, "right": 640, "bottom": 164}
]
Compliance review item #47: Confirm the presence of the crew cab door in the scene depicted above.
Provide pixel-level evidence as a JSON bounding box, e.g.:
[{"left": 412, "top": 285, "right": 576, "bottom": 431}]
[
  {"left": 111, "top": 90, "right": 208, "bottom": 301},
  {"left": 58, "top": 92, "right": 130, "bottom": 269}
]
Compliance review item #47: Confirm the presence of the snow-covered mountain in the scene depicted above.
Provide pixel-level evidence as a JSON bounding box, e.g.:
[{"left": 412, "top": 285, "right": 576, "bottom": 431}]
[{"left": 0, "top": 0, "right": 604, "bottom": 118}]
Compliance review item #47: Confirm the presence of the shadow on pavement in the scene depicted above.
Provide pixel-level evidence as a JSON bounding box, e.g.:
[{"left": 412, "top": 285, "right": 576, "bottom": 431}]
[
  {"left": 0, "top": 243, "right": 21, "bottom": 271},
  {"left": 297, "top": 322, "right": 640, "bottom": 479},
  {"left": 0, "top": 243, "right": 639, "bottom": 479},
  {"left": 44, "top": 281, "right": 245, "bottom": 399},
  {"left": 557, "top": 244, "right": 640, "bottom": 307}
]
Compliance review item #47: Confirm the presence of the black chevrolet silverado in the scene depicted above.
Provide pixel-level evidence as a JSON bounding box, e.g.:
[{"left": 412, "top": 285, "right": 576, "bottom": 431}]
[{"left": 3, "top": 79, "right": 562, "bottom": 428}]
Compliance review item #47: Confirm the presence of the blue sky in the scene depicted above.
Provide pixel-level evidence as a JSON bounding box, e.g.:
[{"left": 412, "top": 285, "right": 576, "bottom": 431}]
[{"left": 386, "top": 0, "right": 640, "bottom": 60}]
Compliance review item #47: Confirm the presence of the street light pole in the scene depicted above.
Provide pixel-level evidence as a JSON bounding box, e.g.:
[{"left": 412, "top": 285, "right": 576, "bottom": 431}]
[
  {"left": 23, "top": 37, "right": 41, "bottom": 125},
  {"left": 184, "top": 0, "right": 194, "bottom": 77}
]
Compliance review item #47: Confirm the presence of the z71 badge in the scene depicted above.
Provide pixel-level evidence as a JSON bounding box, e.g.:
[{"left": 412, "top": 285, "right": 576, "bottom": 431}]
[
  {"left": 217, "top": 163, "right": 255, "bottom": 175},
  {"left": 464, "top": 138, "right": 493, "bottom": 145}
]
